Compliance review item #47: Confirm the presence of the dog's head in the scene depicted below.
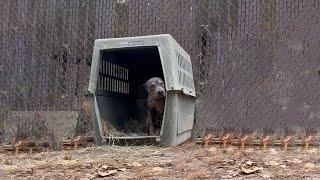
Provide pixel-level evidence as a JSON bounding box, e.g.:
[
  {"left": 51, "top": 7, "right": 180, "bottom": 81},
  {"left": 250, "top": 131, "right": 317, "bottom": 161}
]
[{"left": 144, "top": 77, "right": 166, "bottom": 99}]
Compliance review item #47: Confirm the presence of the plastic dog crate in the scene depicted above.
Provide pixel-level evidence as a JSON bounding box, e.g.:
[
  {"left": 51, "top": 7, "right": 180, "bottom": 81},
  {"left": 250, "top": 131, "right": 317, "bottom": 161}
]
[{"left": 88, "top": 34, "right": 196, "bottom": 146}]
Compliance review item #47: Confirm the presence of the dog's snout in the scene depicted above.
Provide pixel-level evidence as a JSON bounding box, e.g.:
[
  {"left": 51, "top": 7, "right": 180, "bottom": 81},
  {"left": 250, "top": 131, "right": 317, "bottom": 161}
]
[
  {"left": 157, "top": 91, "right": 164, "bottom": 96},
  {"left": 155, "top": 87, "right": 165, "bottom": 98}
]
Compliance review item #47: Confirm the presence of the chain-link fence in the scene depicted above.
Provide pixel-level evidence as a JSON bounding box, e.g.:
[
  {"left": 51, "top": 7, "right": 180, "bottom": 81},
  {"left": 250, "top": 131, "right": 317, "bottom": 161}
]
[
  {"left": 0, "top": 0, "right": 320, "bottom": 144},
  {"left": 194, "top": 0, "right": 320, "bottom": 137}
]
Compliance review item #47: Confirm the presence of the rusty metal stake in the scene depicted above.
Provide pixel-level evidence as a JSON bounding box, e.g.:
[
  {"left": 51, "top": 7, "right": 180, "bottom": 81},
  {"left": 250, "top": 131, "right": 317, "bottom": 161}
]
[
  {"left": 222, "top": 134, "right": 231, "bottom": 148},
  {"left": 203, "top": 134, "right": 212, "bottom": 148},
  {"left": 74, "top": 136, "right": 86, "bottom": 149},
  {"left": 304, "top": 136, "right": 313, "bottom": 149},
  {"left": 240, "top": 135, "right": 249, "bottom": 149},
  {"left": 283, "top": 136, "right": 292, "bottom": 151},
  {"left": 262, "top": 136, "right": 271, "bottom": 150},
  {"left": 15, "top": 146, "right": 19, "bottom": 155},
  {"left": 14, "top": 141, "right": 26, "bottom": 155}
]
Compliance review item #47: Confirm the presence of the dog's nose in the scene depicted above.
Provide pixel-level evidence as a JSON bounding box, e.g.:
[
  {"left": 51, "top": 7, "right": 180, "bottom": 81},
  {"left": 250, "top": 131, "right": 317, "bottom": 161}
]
[{"left": 157, "top": 91, "right": 164, "bottom": 96}]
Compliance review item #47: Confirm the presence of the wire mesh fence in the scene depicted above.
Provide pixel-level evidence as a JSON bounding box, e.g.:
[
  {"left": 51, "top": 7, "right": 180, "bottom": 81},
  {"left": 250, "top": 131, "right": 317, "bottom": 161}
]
[{"left": 0, "top": 0, "right": 319, "bottom": 144}]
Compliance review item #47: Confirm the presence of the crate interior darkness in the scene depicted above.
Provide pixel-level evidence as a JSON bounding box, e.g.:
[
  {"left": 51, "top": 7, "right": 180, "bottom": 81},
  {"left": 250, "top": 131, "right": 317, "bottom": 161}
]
[{"left": 95, "top": 46, "right": 165, "bottom": 135}]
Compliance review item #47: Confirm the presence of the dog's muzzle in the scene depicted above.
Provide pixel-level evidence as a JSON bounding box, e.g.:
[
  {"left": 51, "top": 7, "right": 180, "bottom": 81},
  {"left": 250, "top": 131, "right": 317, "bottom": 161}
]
[{"left": 155, "top": 88, "right": 166, "bottom": 99}]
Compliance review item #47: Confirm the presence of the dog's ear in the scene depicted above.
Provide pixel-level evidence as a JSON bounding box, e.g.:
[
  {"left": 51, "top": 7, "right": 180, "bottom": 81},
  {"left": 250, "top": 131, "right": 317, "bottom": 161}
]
[
  {"left": 143, "top": 82, "right": 149, "bottom": 92},
  {"left": 143, "top": 83, "right": 147, "bottom": 89}
]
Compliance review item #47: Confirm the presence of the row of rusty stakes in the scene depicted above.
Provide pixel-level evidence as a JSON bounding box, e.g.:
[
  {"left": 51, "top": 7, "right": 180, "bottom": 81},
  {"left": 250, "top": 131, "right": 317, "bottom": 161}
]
[
  {"left": 282, "top": 135, "right": 317, "bottom": 150},
  {"left": 282, "top": 135, "right": 316, "bottom": 150},
  {"left": 220, "top": 133, "right": 252, "bottom": 149},
  {"left": 202, "top": 133, "right": 317, "bottom": 150},
  {"left": 13, "top": 136, "right": 87, "bottom": 154},
  {"left": 14, "top": 141, "right": 35, "bottom": 155}
]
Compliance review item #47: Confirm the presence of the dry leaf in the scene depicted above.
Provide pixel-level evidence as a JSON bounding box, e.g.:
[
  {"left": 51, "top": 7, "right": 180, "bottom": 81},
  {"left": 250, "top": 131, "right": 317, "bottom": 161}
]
[
  {"left": 97, "top": 169, "right": 117, "bottom": 177},
  {"left": 118, "top": 168, "right": 126, "bottom": 172},
  {"left": 240, "top": 166, "right": 262, "bottom": 174},
  {"left": 97, "top": 164, "right": 122, "bottom": 177},
  {"left": 101, "top": 165, "right": 109, "bottom": 169},
  {"left": 82, "top": 163, "right": 93, "bottom": 169},
  {"left": 241, "top": 160, "right": 262, "bottom": 175},
  {"left": 3, "top": 159, "right": 12, "bottom": 165}
]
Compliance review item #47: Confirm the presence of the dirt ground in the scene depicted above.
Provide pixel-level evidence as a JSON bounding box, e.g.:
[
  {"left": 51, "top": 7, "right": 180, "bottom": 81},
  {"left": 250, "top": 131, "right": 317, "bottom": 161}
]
[{"left": 1, "top": 141, "right": 320, "bottom": 179}]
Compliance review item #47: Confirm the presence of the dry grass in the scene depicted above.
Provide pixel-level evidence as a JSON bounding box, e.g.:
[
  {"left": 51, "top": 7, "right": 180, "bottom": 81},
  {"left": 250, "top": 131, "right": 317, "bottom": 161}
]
[
  {"left": 184, "top": 168, "right": 212, "bottom": 180},
  {"left": 0, "top": 143, "right": 320, "bottom": 179}
]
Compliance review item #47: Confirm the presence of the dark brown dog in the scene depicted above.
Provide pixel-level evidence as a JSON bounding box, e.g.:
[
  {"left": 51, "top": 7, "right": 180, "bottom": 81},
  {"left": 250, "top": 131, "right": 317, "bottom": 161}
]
[{"left": 144, "top": 77, "right": 166, "bottom": 135}]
